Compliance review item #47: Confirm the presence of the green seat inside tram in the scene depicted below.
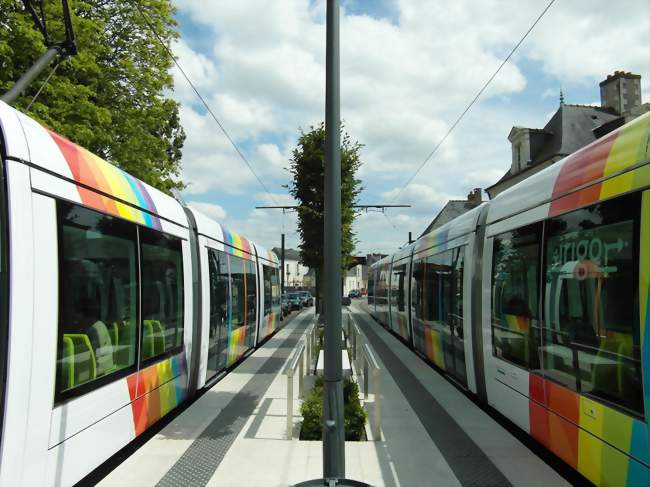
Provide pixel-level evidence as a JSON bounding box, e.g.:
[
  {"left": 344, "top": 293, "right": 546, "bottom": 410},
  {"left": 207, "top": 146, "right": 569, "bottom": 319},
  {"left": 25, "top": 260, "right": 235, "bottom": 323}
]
[
  {"left": 60, "top": 333, "right": 97, "bottom": 390},
  {"left": 142, "top": 320, "right": 166, "bottom": 360},
  {"left": 591, "top": 331, "right": 634, "bottom": 401}
]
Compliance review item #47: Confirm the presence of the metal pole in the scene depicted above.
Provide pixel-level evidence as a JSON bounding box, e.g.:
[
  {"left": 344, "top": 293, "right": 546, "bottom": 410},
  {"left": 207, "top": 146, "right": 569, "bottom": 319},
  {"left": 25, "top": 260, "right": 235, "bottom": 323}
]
[
  {"left": 1, "top": 47, "right": 60, "bottom": 104},
  {"left": 281, "top": 233, "right": 285, "bottom": 298},
  {"left": 322, "top": 0, "right": 345, "bottom": 479}
]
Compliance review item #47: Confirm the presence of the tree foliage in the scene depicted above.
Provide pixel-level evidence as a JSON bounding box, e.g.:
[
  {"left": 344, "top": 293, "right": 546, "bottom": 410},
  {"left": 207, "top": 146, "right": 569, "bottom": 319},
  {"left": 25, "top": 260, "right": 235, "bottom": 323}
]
[
  {"left": 0, "top": 0, "right": 185, "bottom": 192},
  {"left": 287, "top": 122, "right": 363, "bottom": 275}
]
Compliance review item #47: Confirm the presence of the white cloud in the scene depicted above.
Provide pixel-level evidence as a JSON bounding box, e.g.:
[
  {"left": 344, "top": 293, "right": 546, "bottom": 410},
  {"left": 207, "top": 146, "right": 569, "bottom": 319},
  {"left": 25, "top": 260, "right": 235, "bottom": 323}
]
[
  {"left": 172, "top": 0, "right": 649, "bottom": 255},
  {"left": 187, "top": 201, "right": 227, "bottom": 221}
]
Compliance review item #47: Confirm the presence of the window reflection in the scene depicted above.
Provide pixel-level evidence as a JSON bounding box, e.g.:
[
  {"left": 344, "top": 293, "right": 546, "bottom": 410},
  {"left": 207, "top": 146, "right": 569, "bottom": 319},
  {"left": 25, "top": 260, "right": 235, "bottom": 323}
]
[
  {"left": 491, "top": 224, "right": 541, "bottom": 370},
  {"left": 543, "top": 194, "right": 642, "bottom": 415},
  {"left": 56, "top": 202, "right": 138, "bottom": 397},
  {"left": 140, "top": 228, "right": 184, "bottom": 361}
]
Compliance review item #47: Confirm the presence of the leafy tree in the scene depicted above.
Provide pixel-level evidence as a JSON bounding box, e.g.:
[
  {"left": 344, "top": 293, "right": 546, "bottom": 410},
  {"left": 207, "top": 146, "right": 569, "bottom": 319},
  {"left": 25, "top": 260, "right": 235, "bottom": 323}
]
[
  {"left": 0, "top": 0, "right": 185, "bottom": 192},
  {"left": 287, "top": 122, "right": 363, "bottom": 309}
]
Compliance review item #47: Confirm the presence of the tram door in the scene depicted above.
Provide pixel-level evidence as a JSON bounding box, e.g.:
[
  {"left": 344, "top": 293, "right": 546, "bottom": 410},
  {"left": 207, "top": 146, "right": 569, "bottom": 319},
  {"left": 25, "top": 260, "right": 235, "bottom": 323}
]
[
  {"left": 0, "top": 158, "right": 7, "bottom": 446},
  {"left": 439, "top": 247, "right": 467, "bottom": 385},
  {"left": 207, "top": 248, "right": 231, "bottom": 378}
]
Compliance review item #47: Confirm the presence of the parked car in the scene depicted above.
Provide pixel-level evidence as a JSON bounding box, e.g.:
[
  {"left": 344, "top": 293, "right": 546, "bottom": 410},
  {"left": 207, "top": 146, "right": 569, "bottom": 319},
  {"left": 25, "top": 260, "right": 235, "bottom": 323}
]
[
  {"left": 348, "top": 289, "right": 360, "bottom": 298},
  {"left": 342, "top": 295, "right": 352, "bottom": 306},
  {"left": 287, "top": 292, "right": 302, "bottom": 310},
  {"left": 299, "top": 291, "right": 314, "bottom": 306},
  {"left": 360, "top": 288, "right": 367, "bottom": 296}
]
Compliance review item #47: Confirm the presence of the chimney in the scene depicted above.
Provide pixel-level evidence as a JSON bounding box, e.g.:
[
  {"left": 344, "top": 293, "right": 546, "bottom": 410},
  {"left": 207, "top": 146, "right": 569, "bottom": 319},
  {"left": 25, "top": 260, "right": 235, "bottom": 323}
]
[
  {"left": 599, "top": 71, "right": 642, "bottom": 115},
  {"left": 467, "top": 188, "right": 482, "bottom": 202}
]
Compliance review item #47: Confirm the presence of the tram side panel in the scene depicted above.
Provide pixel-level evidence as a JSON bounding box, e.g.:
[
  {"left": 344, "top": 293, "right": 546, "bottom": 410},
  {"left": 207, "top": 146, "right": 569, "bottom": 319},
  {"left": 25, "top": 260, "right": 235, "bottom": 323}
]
[{"left": 481, "top": 191, "right": 650, "bottom": 485}]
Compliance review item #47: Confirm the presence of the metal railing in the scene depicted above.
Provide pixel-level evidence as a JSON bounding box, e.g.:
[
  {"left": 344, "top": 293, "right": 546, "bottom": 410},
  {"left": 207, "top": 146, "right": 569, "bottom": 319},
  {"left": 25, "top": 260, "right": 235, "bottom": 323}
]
[
  {"left": 344, "top": 313, "right": 382, "bottom": 441},
  {"left": 285, "top": 322, "right": 318, "bottom": 439},
  {"left": 285, "top": 340, "right": 305, "bottom": 439}
]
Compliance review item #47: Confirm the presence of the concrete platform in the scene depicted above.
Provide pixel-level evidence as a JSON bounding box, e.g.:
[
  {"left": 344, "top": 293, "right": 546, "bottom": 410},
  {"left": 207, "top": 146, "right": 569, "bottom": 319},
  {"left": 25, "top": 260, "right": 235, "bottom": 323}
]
[{"left": 98, "top": 304, "right": 570, "bottom": 487}]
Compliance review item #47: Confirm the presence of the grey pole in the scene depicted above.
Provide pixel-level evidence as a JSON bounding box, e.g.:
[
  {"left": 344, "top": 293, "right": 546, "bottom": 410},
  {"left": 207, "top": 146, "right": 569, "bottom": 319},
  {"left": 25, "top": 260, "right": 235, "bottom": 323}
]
[
  {"left": 281, "top": 233, "right": 286, "bottom": 298},
  {"left": 322, "top": 0, "right": 345, "bottom": 479},
  {"left": 1, "top": 47, "right": 60, "bottom": 104}
]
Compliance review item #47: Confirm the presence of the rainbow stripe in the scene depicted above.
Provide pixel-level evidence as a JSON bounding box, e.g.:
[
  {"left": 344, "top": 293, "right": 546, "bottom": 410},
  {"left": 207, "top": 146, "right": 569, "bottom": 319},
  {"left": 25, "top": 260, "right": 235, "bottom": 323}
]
[
  {"left": 227, "top": 326, "right": 248, "bottom": 367},
  {"left": 529, "top": 375, "right": 649, "bottom": 486},
  {"left": 424, "top": 325, "right": 446, "bottom": 370},
  {"left": 49, "top": 130, "right": 162, "bottom": 229},
  {"left": 126, "top": 355, "right": 186, "bottom": 436},
  {"left": 549, "top": 112, "right": 650, "bottom": 217},
  {"left": 220, "top": 224, "right": 254, "bottom": 260}
]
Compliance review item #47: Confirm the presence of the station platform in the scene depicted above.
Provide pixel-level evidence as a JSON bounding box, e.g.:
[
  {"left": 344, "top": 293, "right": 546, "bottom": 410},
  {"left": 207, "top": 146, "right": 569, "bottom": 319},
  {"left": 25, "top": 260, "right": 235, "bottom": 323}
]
[{"left": 97, "top": 304, "right": 570, "bottom": 487}]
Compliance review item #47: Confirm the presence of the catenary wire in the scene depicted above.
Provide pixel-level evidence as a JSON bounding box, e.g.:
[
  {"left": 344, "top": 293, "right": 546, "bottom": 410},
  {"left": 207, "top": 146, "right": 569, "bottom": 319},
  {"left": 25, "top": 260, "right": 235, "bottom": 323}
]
[
  {"left": 26, "top": 60, "right": 60, "bottom": 111},
  {"left": 390, "top": 0, "right": 557, "bottom": 205},
  {"left": 134, "top": 2, "right": 279, "bottom": 206}
]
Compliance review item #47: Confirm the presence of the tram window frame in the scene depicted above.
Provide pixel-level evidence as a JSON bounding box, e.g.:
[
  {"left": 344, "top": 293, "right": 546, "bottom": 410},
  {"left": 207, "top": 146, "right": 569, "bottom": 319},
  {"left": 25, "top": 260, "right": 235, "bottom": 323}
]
[
  {"left": 138, "top": 226, "right": 185, "bottom": 367},
  {"left": 207, "top": 248, "right": 230, "bottom": 377},
  {"left": 54, "top": 201, "right": 140, "bottom": 404},
  {"left": 490, "top": 222, "right": 542, "bottom": 371},
  {"left": 541, "top": 192, "right": 644, "bottom": 418}
]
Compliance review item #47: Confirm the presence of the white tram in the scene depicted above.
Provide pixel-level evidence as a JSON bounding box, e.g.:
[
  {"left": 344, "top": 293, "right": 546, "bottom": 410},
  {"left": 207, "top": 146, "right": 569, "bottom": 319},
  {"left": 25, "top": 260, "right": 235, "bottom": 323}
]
[
  {"left": 369, "top": 112, "right": 650, "bottom": 487},
  {"left": 0, "top": 100, "right": 282, "bottom": 486}
]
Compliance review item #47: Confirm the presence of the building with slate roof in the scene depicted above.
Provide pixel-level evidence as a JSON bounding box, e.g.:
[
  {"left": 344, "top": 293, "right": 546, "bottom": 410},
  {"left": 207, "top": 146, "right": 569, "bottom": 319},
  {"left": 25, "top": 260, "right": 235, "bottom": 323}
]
[{"left": 486, "top": 71, "right": 649, "bottom": 198}]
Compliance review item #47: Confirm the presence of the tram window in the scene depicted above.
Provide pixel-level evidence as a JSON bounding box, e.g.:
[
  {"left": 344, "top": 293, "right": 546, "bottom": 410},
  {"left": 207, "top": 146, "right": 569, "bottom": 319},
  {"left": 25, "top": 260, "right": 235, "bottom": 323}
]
[
  {"left": 246, "top": 259, "right": 257, "bottom": 343},
  {"left": 543, "top": 193, "right": 642, "bottom": 416},
  {"left": 393, "top": 263, "right": 407, "bottom": 312},
  {"left": 271, "top": 266, "right": 280, "bottom": 309},
  {"left": 367, "top": 275, "right": 374, "bottom": 304},
  {"left": 56, "top": 202, "right": 137, "bottom": 399},
  {"left": 491, "top": 223, "right": 542, "bottom": 370},
  {"left": 263, "top": 265, "right": 273, "bottom": 315},
  {"left": 452, "top": 248, "right": 464, "bottom": 336},
  {"left": 230, "top": 255, "right": 247, "bottom": 331},
  {"left": 140, "top": 228, "right": 184, "bottom": 362},
  {"left": 207, "top": 249, "right": 229, "bottom": 375}
]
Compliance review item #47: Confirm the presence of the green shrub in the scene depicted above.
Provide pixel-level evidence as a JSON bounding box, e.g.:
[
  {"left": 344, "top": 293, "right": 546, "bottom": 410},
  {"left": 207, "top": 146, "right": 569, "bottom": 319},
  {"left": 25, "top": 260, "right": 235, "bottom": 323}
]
[{"left": 299, "top": 376, "right": 367, "bottom": 441}]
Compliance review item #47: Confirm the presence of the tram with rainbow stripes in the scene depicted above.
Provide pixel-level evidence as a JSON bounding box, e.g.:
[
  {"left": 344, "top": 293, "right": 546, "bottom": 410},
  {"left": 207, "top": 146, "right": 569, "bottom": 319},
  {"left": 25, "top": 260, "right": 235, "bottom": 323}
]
[
  {"left": 369, "top": 112, "right": 650, "bottom": 486},
  {"left": 0, "top": 100, "right": 283, "bottom": 486}
]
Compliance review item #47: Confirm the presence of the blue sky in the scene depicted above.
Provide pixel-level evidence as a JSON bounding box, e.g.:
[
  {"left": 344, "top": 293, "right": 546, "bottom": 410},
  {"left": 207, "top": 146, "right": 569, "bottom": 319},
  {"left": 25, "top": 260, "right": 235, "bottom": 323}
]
[{"left": 170, "top": 0, "right": 649, "bottom": 255}]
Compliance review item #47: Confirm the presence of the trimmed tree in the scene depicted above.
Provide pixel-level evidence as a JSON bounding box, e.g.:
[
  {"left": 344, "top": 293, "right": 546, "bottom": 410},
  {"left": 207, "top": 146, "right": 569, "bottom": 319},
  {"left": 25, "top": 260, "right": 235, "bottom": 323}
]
[
  {"left": 0, "top": 0, "right": 186, "bottom": 192},
  {"left": 287, "top": 122, "right": 363, "bottom": 311}
]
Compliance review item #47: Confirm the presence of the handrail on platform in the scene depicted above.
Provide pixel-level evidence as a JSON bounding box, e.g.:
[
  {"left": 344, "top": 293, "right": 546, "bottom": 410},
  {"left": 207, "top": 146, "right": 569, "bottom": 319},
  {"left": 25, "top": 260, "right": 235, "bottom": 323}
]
[
  {"left": 285, "top": 322, "right": 318, "bottom": 439},
  {"left": 344, "top": 313, "right": 382, "bottom": 441}
]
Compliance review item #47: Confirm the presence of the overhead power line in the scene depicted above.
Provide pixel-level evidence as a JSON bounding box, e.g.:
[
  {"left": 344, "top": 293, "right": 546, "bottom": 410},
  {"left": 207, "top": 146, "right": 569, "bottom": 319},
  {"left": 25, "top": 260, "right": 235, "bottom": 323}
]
[
  {"left": 390, "top": 0, "right": 557, "bottom": 204},
  {"left": 134, "top": 2, "right": 279, "bottom": 206}
]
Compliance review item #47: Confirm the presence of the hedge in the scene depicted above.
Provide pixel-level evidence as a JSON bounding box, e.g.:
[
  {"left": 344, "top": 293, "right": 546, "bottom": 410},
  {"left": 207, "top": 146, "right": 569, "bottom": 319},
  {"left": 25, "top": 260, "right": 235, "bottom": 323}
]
[{"left": 300, "top": 376, "right": 367, "bottom": 441}]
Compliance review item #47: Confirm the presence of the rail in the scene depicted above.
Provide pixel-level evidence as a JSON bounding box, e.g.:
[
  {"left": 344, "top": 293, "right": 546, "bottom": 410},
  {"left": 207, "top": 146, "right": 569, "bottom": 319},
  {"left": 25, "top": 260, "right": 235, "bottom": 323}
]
[{"left": 285, "top": 322, "right": 318, "bottom": 439}]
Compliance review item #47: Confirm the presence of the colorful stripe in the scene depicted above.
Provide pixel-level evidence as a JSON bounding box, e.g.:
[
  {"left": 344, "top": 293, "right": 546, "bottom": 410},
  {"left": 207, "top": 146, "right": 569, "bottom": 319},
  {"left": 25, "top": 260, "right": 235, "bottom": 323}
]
[
  {"left": 529, "top": 374, "right": 649, "bottom": 486},
  {"left": 227, "top": 326, "right": 248, "bottom": 366},
  {"left": 549, "top": 112, "right": 650, "bottom": 217},
  {"left": 126, "top": 355, "right": 186, "bottom": 436},
  {"left": 528, "top": 116, "right": 650, "bottom": 485},
  {"left": 48, "top": 130, "right": 162, "bottom": 229},
  {"left": 220, "top": 224, "right": 254, "bottom": 260}
]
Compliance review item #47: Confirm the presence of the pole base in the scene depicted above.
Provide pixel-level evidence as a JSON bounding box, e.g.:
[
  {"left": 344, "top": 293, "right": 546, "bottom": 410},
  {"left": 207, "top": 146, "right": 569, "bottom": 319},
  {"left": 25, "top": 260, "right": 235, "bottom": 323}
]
[{"left": 292, "top": 479, "right": 373, "bottom": 487}]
